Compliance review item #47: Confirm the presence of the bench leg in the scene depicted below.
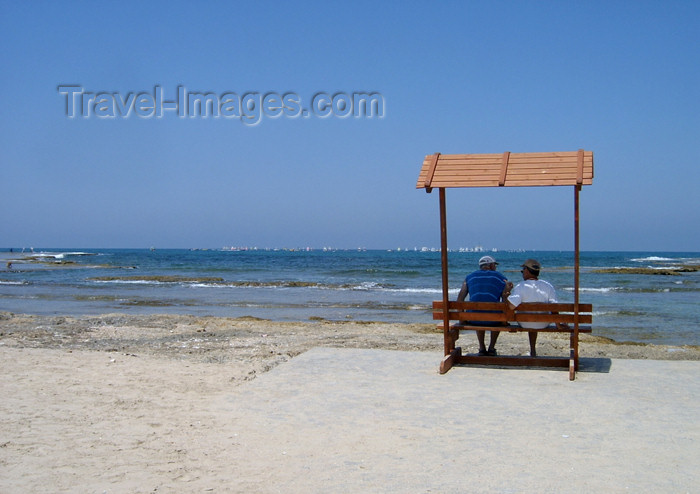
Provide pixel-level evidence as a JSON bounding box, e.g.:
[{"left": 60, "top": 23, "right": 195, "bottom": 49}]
[
  {"left": 569, "top": 349, "right": 576, "bottom": 380},
  {"left": 448, "top": 327, "right": 460, "bottom": 345},
  {"left": 439, "top": 347, "right": 462, "bottom": 374}
]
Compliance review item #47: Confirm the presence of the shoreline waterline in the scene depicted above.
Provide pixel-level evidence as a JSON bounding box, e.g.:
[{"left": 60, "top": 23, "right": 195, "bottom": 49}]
[
  {"left": 2, "top": 312, "right": 699, "bottom": 366},
  {"left": 2, "top": 249, "right": 699, "bottom": 346}
]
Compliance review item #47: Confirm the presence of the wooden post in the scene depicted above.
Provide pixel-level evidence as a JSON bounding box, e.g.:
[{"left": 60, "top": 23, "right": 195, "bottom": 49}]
[
  {"left": 572, "top": 184, "right": 581, "bottom": 379},
  {"left": 439, "top": 187, "right": 451, "bottom": 356}
]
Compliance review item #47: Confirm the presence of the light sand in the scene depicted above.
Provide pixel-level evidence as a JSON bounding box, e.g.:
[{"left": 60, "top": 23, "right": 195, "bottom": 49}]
[{"left": 1, "top": 313, "right": 699, "bottom": 493}]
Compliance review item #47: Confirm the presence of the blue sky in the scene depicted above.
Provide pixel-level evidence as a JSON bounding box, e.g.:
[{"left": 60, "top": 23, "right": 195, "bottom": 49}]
[{"left": 1, "top": 0, "right": 698, "bottom": 251}]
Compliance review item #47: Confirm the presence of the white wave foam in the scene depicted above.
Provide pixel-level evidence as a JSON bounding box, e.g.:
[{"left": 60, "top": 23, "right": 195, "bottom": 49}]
[
  {"left": 383, "top": 287, "right": 460, "bottom": 295},
  {"left": 388, "top": 287, "right": 442, "bottom": 294},
  {"left": 630, "top": 256, "right": 675, "bottom": 262},
  {"left": 92, "top": 279, "right": 158, "bottom": 285},
  {"left": 354, "top": 282, "right": 382, "bottom": 290},
  {"left": 563, "top": 286, "right": 621, "bottom": 293},
  {"left": 26, "top": 251, "right": 96, "bottom": 259}
]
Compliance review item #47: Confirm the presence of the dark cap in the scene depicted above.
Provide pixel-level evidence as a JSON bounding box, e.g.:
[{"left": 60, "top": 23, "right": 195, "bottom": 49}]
[{"left": 521, "top": 259, "right": 541, "bottom": 271}]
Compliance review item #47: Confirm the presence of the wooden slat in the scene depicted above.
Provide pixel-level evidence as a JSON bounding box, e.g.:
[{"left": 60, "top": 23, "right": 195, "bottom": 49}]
[
  {"left": 516, "top": 302, "right": 592, "bottom": 312},
  {"left": 457, "top": 355, "right": 570, "bottom": 368},
  {"left": 433, "top": 301, "right": 592, "bottom": 312},
  {"left": 434, "top": 312, "right": 505, "bottom": 321},
  {"left": 429, "top": 180, "right": 501, "bottom": 187},
  {"left": 505, "top": 172, "right": 588, "bottom": 181},
  {"left": 427, "top": 152, "right": 591, "bottom": 162},
  {"left": 506, "top": 165, "right": 593, "bottom": 174},
  {"left": 433, "top": 301, "right": 505, "bottom": 310},
  {"left": 499, "top": 151, "right": 510, "bottom": 186},
  {"left": 577, "top": 149, "right": 584, "bottom": 185},
  {"left": 434, "top": 163, "right": 503, "bottom": 170},
  {"left": 452, "top": 325, "right": 593, "bottom": 333},
  {"left": 434, "top": 313, "right": 592, "bottom": 324},
  {"left": 423, "top": 152, "right": 440, "bottom": 188},
  {"left": 502, "top": 179, "right": 593, "bottom": 187},
  {"left": 425, "top": 177, "right": 594, "bottom": 187},
  {"left": 437, "top": 153, "right": 506, "bottom": 160},
  {"left": 505, "top": 165, "right": 589, "bottom": 172},
  {"left": 515, "top": 314, "right": 592, "bottom": 324},
  {"left": 420, "top": 169, "right": 593, "bottom": 178},
  {"left": 438, "top": 151, "right": 583, "bottom": 160}
]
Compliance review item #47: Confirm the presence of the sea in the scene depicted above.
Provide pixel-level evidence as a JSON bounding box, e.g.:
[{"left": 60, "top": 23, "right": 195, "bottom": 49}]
[{"left": 1, "top": 248, "right": 698, "bottom": 347}]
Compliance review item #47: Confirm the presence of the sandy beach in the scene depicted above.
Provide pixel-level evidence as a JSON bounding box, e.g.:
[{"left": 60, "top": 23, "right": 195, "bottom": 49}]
[{"left": 1, "top": 312, "right": 699, "bottom": 493}]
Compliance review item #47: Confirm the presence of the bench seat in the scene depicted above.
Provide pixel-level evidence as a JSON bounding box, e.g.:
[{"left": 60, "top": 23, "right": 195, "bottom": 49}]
[{"left": 448, "top": 323, "right": 592, "bottom": 333}]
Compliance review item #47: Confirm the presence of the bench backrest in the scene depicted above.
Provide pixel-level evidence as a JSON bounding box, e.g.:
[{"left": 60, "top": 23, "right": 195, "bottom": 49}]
[{"left": 433, "top": 301, "right": 592, "bottom": 325}]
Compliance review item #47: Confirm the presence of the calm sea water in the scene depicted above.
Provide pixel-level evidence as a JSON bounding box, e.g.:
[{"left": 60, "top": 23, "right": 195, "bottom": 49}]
[{"left": 1, "top": 249, "right": 698, "bottom": 346}]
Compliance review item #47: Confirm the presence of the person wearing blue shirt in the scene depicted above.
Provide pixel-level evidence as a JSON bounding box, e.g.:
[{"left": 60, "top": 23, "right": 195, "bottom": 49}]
[{"left": 456, "top": 255, "right": 513, "bottom": 356}]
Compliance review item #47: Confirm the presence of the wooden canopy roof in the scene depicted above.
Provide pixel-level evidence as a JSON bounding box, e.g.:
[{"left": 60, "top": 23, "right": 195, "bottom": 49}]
[{"left": 416, "top": 150, "right": 593, "bottom": 190}]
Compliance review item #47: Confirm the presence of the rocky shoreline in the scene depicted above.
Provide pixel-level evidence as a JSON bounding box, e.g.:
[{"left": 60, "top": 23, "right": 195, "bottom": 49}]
[{"left": 2, "top": 312, "right": 698, "bottom": 381}]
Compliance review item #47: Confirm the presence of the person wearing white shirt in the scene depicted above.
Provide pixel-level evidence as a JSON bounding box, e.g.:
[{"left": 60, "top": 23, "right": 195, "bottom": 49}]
[{"left": 507, "top": 259, "right": 567, "bottom": 357}]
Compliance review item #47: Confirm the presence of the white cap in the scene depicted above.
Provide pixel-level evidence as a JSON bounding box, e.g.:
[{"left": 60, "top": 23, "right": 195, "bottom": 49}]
[{"left": 478, "top": 255, "right": 498, "bottom": 266}]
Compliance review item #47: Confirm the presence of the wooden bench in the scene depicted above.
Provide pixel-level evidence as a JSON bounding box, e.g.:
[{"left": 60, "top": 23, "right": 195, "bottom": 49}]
[{"left": 433, "top": 300, "right": 593, "bottom": 380}]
